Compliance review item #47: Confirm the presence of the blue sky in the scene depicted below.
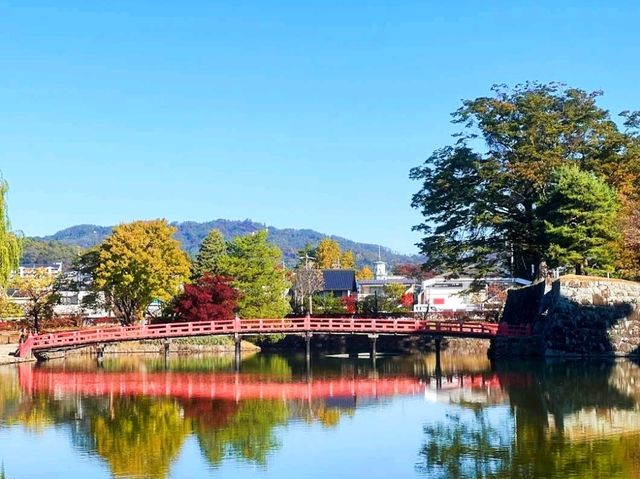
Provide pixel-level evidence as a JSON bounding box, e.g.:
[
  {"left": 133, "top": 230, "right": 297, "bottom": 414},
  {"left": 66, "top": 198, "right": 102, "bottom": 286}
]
[{"left": 1, "top": 1, "right": 639, "bottom": 253}]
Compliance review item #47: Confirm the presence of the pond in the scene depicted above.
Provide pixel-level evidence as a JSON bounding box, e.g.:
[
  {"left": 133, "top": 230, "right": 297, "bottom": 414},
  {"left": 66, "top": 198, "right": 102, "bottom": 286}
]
[{"left": 1, "top": 352, "right": 640, "bottom": 478}]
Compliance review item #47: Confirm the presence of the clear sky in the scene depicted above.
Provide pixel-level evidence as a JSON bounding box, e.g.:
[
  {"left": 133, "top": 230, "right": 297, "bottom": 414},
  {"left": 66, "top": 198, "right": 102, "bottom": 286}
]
[{"left": 1, "top": 1, "right": 639, "bottom": 253}]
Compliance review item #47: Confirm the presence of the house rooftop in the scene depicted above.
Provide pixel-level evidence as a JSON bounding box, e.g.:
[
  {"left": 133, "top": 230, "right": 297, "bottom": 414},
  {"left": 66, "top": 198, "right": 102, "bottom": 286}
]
[{"left": 322, "top": 269, "right": 357, "bottom": 292}]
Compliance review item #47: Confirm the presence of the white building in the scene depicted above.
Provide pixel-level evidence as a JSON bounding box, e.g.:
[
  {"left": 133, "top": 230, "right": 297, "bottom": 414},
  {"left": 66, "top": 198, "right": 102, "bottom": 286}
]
[
  {"left": 357, "top": 261, "right": 419, "bottom": 301},
  {"left": 17, "top": 262, "right": 63, "bottom": 277},
  {"left": 414, "top": 276, "right": 530, "bottom": 313}
]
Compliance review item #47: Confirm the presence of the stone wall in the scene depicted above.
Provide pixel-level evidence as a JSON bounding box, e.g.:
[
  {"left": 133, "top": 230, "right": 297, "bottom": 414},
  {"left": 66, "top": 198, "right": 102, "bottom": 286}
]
[
  {"left": 497, "top": 275, "right": 640, "bottom": 357},
  {"left": 501, "top": 280, "right": 547, "bottom": 325}
]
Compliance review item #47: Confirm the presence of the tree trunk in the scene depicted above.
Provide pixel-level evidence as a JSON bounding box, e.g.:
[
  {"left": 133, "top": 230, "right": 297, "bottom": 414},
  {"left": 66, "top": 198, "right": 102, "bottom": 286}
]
[{"left": 308, "top": 295, "right": 313, "bottom": 315}]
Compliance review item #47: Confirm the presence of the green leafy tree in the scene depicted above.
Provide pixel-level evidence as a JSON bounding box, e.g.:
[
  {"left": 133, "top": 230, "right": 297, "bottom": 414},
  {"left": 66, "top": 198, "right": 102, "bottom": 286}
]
[
  {"left": 0, "top": 178, "right": 22, "bottom": 290},
  {"left": 312, "top": 293, "right": 344, "bottom": 314},
  {"left": 296, "top": 243, "right": 316, "bottom": 267},
  {"left": 410, "top": 83, "right": 640, "bottom": 280},
  {"left": 380, "top": 283, "right": 410, "bottom": 312},
  {"left": 192, "top": 229, "right": 226, "bottom": 278},
  {"left": 539, "top": 165, "right": 620, "bottom": 275},
  {"left": 216, "top": 231, "right": 291, "bottom": 318},
  {"left": 92, "top": 220, "right": 191, "bottom": 325}
]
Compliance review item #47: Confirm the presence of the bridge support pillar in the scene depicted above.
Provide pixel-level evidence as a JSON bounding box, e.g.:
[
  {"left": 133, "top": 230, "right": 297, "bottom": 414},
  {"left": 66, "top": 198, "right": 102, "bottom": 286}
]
[
  {"left": 304, "top": 332, "right": 313, "bottom": 360},
  {"left": 163, "top": 339, "right": 171, "bottom": 360},
  {"left": 434, "top": 337, "right": 442, "bottom": 389},
  {"left": 488, "top": 337, "right": 496, "bottom": 360},
  {"left": 368, "top": 334, "right": 379, "bottom": 358},
  {"left": 96, "top": 343, "right": 105, "bottom": 364},
  {"left": 234, "top": 333, "right": 241, "bottom": 370}
]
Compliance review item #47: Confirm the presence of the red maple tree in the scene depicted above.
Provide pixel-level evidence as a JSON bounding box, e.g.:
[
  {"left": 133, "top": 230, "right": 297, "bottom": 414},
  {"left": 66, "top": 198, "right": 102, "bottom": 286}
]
[
  {"left": 341, "top": 295, "right": 357, "bottom": 314},
  {"left": 401, "top": 292, "right": 414, "bottom": 308},
  {"left": 174, "top": 274, "right": 239, "bottom": 322}
]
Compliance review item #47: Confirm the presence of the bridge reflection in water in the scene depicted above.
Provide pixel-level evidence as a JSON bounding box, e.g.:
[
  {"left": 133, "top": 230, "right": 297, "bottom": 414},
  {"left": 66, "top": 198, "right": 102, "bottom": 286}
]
[{"left": 18, "top": 365, "right": 506, "bottom": 402}]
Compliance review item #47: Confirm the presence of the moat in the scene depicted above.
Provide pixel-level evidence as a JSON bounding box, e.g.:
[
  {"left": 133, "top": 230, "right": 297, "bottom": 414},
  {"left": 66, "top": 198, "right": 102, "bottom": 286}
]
[{"left": 2, "top": 353, "right": 640, "bottom": 478}]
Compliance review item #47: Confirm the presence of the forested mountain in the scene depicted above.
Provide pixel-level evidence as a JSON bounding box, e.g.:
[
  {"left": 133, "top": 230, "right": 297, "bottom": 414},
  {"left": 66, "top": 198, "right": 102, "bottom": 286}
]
[
  {"left": 27, "top": 219, "right": 422, "bottom": 267},
  {"left": 20, "top": 238, "right": 84, "bottom": 267}
]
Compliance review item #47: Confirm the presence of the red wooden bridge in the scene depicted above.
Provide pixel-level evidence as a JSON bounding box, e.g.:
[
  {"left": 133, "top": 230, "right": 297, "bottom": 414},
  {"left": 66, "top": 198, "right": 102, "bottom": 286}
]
[{"left": 16, "top": 317, "right": 531, "bottom": 359}]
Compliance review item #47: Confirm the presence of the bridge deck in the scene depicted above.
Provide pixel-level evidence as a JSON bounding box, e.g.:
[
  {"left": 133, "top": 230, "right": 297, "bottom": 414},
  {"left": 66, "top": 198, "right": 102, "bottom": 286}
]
[{"left": 17, "top": 317, "right": 531, "bottom": 358}]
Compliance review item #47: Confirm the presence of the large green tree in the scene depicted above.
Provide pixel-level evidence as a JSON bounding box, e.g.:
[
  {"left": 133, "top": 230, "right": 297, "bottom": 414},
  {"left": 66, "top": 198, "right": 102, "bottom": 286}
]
[
  {"left": 539, "top": 165, "right": 619, "bottom": 275},
  {"left": 192, "top": 229, "right": 226, "bottom": 279},
  {"left": 215, "top": 231, "right": 291, "bottom": 318},
  {"left": 0, "top": 178, "right": 22, "bottom": 290},
  {"left": 410, "top": 83, "right": 640, "bottom": 279},
  {"left": 92, "top": 220, "right": 191, "bottom": 325}
]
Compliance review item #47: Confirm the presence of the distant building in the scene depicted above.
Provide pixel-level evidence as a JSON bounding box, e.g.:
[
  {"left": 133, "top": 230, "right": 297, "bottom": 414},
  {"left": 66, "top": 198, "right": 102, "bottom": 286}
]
[
  {"left": 8, "top": 264, "right": 112, "bottom": 319},
  {"left": 17, "top": 263, "right": 63, "bottom": 277},
  {"left": 357, "top": 261, "right": 420, "bottom": 301},
  {"left": 414, "top": 276, "right": 530, "bottom": 313}
]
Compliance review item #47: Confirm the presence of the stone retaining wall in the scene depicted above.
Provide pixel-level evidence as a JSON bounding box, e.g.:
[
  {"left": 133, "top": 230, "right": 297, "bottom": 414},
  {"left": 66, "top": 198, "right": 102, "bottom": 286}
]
[{"left": 497, "top": 275, "right": 640, "bottom": 357}]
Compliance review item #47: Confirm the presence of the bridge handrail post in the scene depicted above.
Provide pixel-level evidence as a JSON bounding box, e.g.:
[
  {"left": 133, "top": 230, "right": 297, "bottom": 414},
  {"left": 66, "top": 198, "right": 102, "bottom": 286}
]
[
  {"left": 234, "top": 315, "right": 241, "bottom": 334},
  {"left": 304, "top": 314, "right": 311, "bottom": 331},
  {"left": 18, "top": 335, "right": 34, "bottom": 358}
]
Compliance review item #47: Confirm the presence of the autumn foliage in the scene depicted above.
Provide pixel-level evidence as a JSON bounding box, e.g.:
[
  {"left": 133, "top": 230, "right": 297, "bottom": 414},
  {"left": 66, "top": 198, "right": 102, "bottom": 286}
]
[
  {"left": 341, "top": 295, "right": 357, "bottom": 314},
  {"left": 174, "top": 274, "right": 239, "bottom": 322},
  {"left": 401, "top": 293, "right": 414, "bottom": 308}
]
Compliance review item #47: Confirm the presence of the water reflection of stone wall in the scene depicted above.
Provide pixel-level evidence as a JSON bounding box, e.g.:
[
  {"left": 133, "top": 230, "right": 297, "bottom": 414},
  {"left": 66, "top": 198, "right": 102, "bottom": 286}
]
[{"left": 419, "top": 359, "right": 640, "bottom": 478}]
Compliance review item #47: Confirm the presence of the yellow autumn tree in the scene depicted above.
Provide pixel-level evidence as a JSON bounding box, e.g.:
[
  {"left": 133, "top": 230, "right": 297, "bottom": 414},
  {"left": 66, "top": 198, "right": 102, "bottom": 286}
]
[
  {"left": 93, "top": 220, "right": 190, "bottom": 325},
  {"left": 356, "top": 266, "right": 374, "bottom": 280},
  {"left": 10, "top": 268, "right": 59, "bottom": 331},
  {"left": 341, "top": 250, "right": 356, "bottom": 269},
  {"left": 315, "top": 239, "right": 342, "bottom": 269}
]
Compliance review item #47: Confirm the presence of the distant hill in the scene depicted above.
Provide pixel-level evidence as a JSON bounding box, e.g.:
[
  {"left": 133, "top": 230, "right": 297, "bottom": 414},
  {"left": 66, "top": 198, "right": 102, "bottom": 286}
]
[
  {"left": 28, "top": 219, "right": 423, "bottom": 268},
  {"left": 20, "top": 238, "right": 84, "bottom": 267}
]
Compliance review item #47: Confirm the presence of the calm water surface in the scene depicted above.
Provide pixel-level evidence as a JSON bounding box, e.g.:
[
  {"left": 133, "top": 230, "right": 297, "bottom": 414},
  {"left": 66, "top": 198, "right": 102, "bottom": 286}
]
[{"left": 1, "top": 352, "right": 640, "bottom": 478}]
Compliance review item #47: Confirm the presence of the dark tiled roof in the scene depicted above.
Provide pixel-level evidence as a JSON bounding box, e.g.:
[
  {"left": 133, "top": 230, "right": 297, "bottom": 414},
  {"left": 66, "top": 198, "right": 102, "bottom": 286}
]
[{"left": 322, "top": 269, "right": 357, "bottom": 292}]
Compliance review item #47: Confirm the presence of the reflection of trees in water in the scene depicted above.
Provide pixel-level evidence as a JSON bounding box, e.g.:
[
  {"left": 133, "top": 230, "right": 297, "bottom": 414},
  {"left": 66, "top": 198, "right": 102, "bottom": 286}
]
[
  {"left": 418, "top": 412, "right": 512, "bottom": 479},
  {"left": 0, "top": 369, "right": 20, "bottom": 426},
  {"left": 237, "top": 355, "right": 293, "bottom": 378},
  {"left": 418, "top": 411, "right": 640, "bottom": 478},
  {"left": 45, "top": 354, "right": 238, "bottom": 374},
  {"left": 288, "top": 398, "right": 355, "bottom": 428},
  {"left": 417, "top": 360, "right": 640, "bottom": 478},
  {"left": 90, "top": 397, "right": 189, "bottom": 479},
  {"left": 192, "top": 399, "right": 288, "bottom": 466}
]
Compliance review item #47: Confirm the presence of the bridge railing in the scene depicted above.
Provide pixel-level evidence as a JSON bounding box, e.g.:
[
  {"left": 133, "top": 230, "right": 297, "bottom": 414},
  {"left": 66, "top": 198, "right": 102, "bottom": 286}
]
[{"left": 19, "top": 317, "right": 532, "bottom": 357}]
